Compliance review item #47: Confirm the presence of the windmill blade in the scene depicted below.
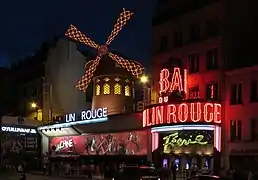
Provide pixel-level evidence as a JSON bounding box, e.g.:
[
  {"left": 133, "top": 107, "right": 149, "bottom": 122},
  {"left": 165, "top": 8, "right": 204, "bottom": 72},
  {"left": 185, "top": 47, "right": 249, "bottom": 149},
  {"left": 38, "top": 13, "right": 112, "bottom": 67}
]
[
  {"left": 75, "top": 55, "right": 102, "bottom": 92},
  {"left": 65, "top": 25, "right": 99, "bottom": 49},
  {"left": 105, "top": 8, "right": 134, "bottom": 45},
  {"left": 108, "top": 52, "right": 143, "bottom": 78}
]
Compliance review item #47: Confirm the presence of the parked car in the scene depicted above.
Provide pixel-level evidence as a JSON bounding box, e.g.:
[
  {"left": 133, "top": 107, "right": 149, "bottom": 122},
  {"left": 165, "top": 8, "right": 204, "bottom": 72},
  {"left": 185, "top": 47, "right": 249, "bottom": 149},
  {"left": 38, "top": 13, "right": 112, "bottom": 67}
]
[{"left": 113, "top": 165, "right": 160, "bottom": 180}]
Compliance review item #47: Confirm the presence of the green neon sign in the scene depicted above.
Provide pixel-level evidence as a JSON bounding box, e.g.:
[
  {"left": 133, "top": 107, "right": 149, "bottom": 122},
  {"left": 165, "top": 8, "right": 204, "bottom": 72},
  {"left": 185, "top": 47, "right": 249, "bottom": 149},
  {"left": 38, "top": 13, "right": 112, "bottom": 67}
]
[{"left": 163, "top": 132, "right": 208, "bottom": 151}]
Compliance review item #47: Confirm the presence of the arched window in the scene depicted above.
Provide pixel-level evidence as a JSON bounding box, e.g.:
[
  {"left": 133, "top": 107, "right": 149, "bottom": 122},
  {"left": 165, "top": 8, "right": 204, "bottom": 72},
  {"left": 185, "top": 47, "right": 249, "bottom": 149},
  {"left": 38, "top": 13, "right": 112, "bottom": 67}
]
[
  {"left": 103, "top": 83, "right": 110, "bottom": 95},
  {"left": 114, "top": 83, "right": 122, "bottom": 95},
  {"left": 125, "top": 85, "right": 131, "bottom": 96},
  {"left": 96, "top": 84, "right": 100, "bottom": 96}
]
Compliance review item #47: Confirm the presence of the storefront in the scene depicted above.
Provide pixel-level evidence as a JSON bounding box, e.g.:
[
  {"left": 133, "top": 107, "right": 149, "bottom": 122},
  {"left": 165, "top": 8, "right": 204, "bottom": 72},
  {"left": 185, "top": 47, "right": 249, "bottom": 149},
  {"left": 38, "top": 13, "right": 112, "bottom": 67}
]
[
  {"left": 37, "top": 107, "right": 148, "bottom": 165},
  {"left": 0, "top": 124, "right": 41, "bottom": 170}
]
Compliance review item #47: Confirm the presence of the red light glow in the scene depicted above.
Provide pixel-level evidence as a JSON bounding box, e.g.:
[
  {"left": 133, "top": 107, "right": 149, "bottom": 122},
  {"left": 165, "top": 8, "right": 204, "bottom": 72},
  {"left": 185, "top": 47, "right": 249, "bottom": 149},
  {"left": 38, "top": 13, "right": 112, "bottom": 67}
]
[
  {"left": 159, "top": 68, "right": 187, "bottom": 94},
  {"left": 142, "top": 102, "right": 221, "bottom": 127}
]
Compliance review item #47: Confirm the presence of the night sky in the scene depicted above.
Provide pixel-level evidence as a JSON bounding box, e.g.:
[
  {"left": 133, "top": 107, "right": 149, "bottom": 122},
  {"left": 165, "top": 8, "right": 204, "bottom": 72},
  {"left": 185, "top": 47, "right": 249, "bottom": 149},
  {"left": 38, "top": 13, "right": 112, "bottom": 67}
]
[{"left": 0, "top": 0, "right": 157, "bottom": 67}]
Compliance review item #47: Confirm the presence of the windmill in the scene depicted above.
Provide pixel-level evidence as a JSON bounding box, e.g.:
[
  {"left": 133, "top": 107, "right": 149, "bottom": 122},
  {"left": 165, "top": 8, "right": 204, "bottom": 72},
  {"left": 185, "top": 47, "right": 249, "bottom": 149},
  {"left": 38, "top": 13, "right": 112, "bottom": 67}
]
[{"left": 65, "top": 8, "right": 144, "bottom": 92}]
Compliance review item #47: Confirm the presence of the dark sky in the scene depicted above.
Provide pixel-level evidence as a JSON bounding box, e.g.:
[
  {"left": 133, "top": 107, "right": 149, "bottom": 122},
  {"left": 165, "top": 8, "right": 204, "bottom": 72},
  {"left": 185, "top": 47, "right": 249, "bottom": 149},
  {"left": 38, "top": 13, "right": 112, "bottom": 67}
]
[{"left": 0, "top": 0, "right": 157, "bottom": 67}]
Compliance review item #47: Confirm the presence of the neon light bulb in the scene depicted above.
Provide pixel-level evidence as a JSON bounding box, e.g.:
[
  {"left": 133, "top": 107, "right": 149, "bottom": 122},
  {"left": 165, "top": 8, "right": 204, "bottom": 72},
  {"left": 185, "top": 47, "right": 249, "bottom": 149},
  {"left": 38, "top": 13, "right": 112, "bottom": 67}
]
[{"left": 159, "top": 69, "right": 170, "bottom": 93}]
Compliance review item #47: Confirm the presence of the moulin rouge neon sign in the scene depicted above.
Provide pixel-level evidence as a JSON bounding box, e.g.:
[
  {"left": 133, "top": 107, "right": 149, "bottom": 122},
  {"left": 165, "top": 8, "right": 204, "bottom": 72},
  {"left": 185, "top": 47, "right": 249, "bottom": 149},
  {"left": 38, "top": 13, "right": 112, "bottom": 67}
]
[{"left": 142, "top": 102, "right": 221, "bottom": 127}]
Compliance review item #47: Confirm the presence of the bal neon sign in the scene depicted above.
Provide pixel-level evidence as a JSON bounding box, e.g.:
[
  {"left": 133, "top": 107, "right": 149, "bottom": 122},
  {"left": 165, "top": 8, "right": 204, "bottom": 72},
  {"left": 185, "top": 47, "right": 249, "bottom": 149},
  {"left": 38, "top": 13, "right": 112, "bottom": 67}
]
[
  {"left": 163, "top": 132, "right": 208, "bottom": 151},
  {"left": 142, "top": 102, "right": 221, "bottom": 127},
  {"left": 159, "top": 67, "right": 188, "bottom": 94}
]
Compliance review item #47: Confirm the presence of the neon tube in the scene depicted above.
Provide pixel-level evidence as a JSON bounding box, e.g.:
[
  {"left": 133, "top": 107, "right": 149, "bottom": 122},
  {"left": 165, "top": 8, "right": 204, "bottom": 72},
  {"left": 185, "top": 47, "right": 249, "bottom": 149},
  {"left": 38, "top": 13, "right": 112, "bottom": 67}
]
[{"left": 37, "top": 117, "right": 108, "bottom": 130}]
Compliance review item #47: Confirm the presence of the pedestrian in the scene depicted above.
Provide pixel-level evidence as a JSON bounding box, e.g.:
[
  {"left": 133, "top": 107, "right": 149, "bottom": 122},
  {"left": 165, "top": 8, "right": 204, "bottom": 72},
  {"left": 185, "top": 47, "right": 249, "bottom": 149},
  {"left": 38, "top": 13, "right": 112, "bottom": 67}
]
[
  {"left": 248, "top": 171, "right": 253, "bottom": 180},
  {"left": 172, "top": 162, "right": 177, "bottom": 180},
  {"left": 191, "top": 163, "right": 198, "bottom": 177}
]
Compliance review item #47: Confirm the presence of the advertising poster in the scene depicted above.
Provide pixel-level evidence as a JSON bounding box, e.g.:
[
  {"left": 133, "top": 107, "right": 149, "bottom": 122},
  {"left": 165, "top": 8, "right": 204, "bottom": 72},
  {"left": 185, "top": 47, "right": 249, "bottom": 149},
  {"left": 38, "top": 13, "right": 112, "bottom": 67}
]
[{"left": 49, "top": 130, "right": 147, "bottom": 156}]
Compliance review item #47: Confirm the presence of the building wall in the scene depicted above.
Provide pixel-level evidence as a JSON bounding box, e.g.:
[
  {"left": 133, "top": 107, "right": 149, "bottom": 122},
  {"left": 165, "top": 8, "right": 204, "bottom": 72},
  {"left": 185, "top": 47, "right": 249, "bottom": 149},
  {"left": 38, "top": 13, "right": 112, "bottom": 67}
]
[
  {"left": 224, "top": 66, "right": 258, "bottom": 168},
  {"left": 152, "top": 0, "right": 224, "bottom": 101},
  {"left": 45, "top": 38, "right": 91, "bottom": 120}
]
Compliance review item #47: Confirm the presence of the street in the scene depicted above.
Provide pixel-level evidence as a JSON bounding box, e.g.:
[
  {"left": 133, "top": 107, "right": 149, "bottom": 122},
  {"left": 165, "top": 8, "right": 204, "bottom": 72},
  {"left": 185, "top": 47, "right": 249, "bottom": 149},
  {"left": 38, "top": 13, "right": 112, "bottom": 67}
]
[{"left": 4, "top": 173, "right": 112, "bottom": 180}]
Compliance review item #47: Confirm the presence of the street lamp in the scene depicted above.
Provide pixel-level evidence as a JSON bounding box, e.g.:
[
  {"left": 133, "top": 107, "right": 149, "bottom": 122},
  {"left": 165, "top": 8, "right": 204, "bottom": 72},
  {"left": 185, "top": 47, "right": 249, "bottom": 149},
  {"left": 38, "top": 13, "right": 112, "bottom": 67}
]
[
  {"left": 140, "top": 75, "right": 148, "bottom": 84},
  {"left": 31, "top": 102, "right": 37, "bottom": 109}
]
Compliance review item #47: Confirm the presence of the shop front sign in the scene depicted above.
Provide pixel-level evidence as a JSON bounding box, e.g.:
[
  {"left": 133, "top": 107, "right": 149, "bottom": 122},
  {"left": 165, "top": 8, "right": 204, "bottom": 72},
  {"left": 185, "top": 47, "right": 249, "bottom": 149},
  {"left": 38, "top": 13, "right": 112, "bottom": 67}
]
[
  {"left": 55, "top": 139, "right": 74, "bottom": 151},
  {"left": 1, "top": 126, "right": 37, "bottom": 134},
  {"left": 163, "top": 132, "right": 208, "bottom": 150},
  {"left": 142, "top": 102, "right": 221, "bottom": 127},
  {"left": 65, "top": 107, "right": 108, "bottom": 123}
]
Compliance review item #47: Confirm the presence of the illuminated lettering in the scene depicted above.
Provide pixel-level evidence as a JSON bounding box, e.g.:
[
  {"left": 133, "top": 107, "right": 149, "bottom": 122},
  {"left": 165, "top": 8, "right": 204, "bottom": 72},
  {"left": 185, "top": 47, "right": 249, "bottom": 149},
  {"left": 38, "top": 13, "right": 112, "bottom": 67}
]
[
  {"left": 159, "top": 69, "right": 170, "bottom": 93},
  {"left": 1, "top": 126, "right": 37, "bottom": 134},
  {"left": 214, "top": 103, "right": 221, "bottom": 123},
  {"left": 178, "top": 103, "right": 188, "bottom": 122},
  {"left": 163, "top": 132, "right": 208, "bottom": 151},
  {"left": 190, "top": 102, "right": 201, "bottom": 122},
  {"left": 158, "top": 67, "right": 187, "bottom": 95},
  {"left": 171, "top": 67, "right": 183, "bottom": 92},
  {"left": 55, "top": 139, "right": 74, "bottom": 151},
  {"left": 204, "top": 103, "right": 213, "bottom": 122},
  {"left": 142, "top": 102, "right": 222, "bottom": 127},
  {"left": 167, "top": 104, "right": 177, "bottom": 123},
  {"left": 66, "top": 108, "right": 108, "bottom": 122},
  {"left": 156, "top": 106, "right": 164, "bottom": 124}
]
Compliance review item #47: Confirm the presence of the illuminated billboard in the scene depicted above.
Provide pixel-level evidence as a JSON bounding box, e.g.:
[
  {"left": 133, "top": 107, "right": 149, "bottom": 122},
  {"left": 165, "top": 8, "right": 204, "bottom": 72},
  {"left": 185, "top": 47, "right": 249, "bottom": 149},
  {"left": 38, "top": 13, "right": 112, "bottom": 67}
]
[
  {"left": 161, "top": 130, "right": 214, "bottom": 155},
  {"left": 49, "top": 130, "right": 147, "bottom": 156}
]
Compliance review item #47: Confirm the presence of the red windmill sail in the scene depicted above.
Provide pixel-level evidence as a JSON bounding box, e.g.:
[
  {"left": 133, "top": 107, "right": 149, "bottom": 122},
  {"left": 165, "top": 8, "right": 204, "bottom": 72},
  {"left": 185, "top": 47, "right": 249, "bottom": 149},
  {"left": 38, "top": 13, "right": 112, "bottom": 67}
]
[{"left": 65, "top": 8, "right": 144, "bottom": 92}]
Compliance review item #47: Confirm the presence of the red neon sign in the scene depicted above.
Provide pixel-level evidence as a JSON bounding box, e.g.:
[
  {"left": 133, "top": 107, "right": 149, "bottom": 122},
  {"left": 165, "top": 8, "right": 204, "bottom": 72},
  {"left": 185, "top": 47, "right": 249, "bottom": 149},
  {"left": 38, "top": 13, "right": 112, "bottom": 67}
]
[
  {"left": 142, "top": 102, "right": 221, "bottom": 127},
  {"left": 159, "top": 67, "right": 188, "bottom": 94}
]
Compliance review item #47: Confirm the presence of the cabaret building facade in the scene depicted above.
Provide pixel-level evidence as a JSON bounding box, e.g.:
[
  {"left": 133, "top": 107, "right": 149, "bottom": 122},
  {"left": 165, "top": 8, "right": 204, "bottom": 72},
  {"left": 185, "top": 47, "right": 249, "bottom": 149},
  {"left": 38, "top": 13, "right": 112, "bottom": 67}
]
[{"left": 142, "top": 66, "right": 222, "bottom": 172}]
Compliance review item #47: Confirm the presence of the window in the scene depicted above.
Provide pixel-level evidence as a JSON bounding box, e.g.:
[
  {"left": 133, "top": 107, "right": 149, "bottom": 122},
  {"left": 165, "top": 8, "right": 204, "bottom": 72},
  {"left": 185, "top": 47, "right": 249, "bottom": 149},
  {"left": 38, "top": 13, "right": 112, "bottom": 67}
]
[
  {"left": 206, "top": 48, "right": 219, "bottom": 70},
  {"left": 251, "top": 119, "right": 258, "bottom": 141},
  {"left": 230, "top": 83, "right": 242, "bottom": 105},
  {"left": 114, "top": 83, "right": 122, "bottom": 95},
  {"left": 96, "top": 84, "right": 100, "bottom": 96},
  {"left": 188, "top": 54, "right": 199, "bottom": 73},
  {"left": 189, "top": 86, "right": 200, "bottom": 99},
  {"left": 104, "top": 77, "right": 110, "bottom": 82},
  {"left": 174, "top": 31, "right": 182, "bottom": 47},
  {"left": 206, "top": 83, "right": 218, "bottom": 100},
  {"left": 250, "top": 79, "right": 258, "bottom": 102},
  {"left": 103, "top": 83, "right": 110, "bottom": 95},
  {"left": 189, "top": 24, "right": 200, "bottom": 42},
  {"left": 125, "top": 85, "right": 131, "bottom": 96},
  {"left": 205, "top": 18, "right": 219, "bottom": 37},
  {"left": 159, "top": 35, "right": 168, "bottom": 52},
  {"left": 230, "top": 120, "right": 242, "bottom": 141}
]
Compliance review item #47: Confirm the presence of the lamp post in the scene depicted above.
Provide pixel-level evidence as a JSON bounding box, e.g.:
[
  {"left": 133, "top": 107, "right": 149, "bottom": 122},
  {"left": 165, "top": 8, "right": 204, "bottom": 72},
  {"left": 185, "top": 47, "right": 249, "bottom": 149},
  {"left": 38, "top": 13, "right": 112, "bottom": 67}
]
[
  {"left": 31, "top": 102, "right": 38, "bottom": 120},
  {"left": 140, "top": 75, "right": 151, "bottom": 105}
]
